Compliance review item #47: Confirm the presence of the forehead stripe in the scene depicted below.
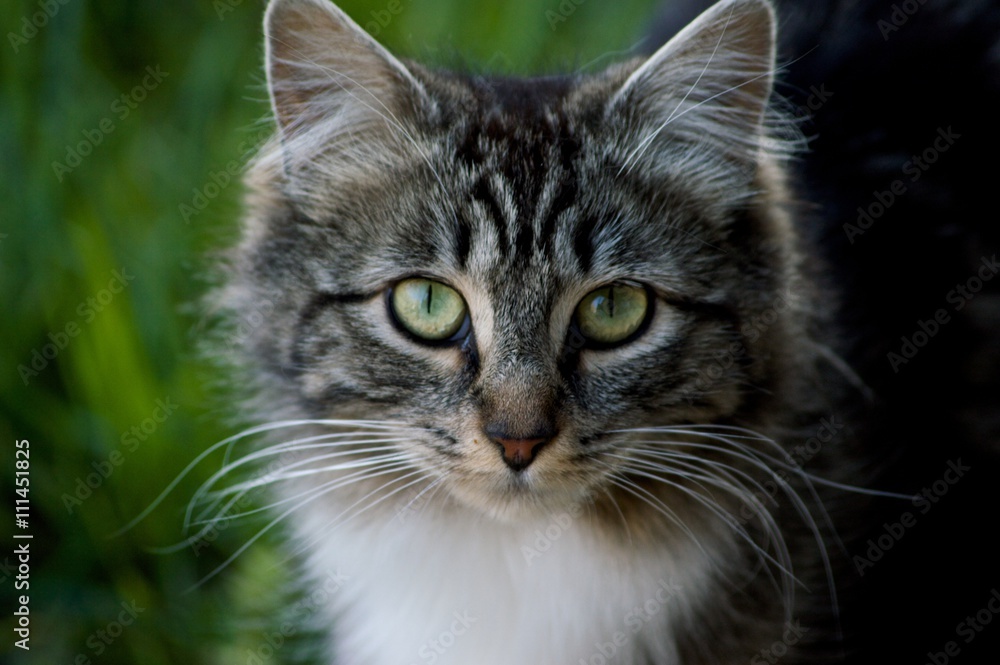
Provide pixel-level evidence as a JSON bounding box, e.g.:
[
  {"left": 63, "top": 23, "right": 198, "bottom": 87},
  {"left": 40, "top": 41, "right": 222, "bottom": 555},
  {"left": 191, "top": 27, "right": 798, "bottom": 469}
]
[
  {"left": 453, "top": 214, "right": 472, "bottom": 268},
  {"left": 472, "top": 176, "right": 509, "bottom": 257},
  {"left": 571, "top": 215, "right": 597, "bottom": 273},
  {"left": 540, "top": 171, "right": 579, "bottom": 259}
]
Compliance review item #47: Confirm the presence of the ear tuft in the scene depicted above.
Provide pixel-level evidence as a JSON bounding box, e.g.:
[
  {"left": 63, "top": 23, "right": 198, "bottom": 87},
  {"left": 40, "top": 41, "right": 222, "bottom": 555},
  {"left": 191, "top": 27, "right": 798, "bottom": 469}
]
[
  {"left": 612, "top": 0, "right": 781, "bottom": 172},
  {"left": 265, "top": 0, "right": 424, "bottom": 138},
  {"left": 260, "top": 0, "right": 434, "bottom": 212}
]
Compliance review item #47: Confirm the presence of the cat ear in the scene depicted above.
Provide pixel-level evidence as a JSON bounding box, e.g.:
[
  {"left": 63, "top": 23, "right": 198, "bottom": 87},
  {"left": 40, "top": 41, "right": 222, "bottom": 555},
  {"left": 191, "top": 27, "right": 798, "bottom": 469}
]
[
  {"left": 263, "top": 0, "right": 429, "bottom": 186},
  {"left": 611, "top": 0, "right": 778, "bottom": 170}
]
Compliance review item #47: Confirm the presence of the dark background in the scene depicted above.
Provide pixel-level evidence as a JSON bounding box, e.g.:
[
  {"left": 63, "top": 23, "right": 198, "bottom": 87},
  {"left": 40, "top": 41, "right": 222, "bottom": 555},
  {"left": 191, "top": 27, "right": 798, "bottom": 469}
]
[{"left": 3, "top": 0, "right": 998, "bottom": 664}]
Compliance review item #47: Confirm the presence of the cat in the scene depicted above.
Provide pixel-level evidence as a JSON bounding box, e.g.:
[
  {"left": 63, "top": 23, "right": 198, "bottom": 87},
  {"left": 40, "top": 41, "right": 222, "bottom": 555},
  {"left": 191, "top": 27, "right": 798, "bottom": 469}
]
[{"left": 204, "top": 0, "right": 1000, "bottom": 662}]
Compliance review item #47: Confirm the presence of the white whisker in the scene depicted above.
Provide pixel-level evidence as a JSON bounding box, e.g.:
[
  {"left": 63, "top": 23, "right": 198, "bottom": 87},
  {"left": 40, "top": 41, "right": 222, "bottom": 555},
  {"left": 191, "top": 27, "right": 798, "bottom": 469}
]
[
  {"left": 606, "top": 451, "right": 799, "bottom": 609},
  {"left": 187, "top": 441, "right": 408, "bottom": 527},
  {"left": 151, "top": 456, "right": 415, "bottom": 556},
  {"left": 191, "top": 452, "right": 414, "bottom": 525},
  {"left": 112, "top": 419, "right": 415, "bottom": 537},
  {"left": 283, "top": 467, "right": 440, "bottom": 563},
  {"left": 182, "top": 460, "right": 422, "bottom": 590},
  {"left": 597, "top": 462, "right": 717, "bottom": 564}
]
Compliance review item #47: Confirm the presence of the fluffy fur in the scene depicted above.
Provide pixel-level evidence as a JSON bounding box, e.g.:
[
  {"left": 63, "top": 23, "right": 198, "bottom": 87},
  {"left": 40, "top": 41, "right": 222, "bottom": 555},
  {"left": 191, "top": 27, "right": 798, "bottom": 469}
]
[{"left": 202, "top": 0, "right": 1000, "bottom": 663}]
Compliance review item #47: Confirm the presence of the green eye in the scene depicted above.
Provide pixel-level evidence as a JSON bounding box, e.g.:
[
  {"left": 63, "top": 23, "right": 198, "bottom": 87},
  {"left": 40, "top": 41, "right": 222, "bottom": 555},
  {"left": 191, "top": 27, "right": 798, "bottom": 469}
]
[
  {"left": 575, "top": 284, "right": 650, "bottom": 346},
  {"left": 390, "top": 278, "right": 468, "bottom": 342}
]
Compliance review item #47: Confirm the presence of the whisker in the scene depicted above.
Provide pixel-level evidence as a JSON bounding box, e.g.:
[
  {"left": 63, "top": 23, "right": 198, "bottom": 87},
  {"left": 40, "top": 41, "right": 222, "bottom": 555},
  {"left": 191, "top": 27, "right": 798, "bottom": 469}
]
[
  {"left": 393, "top": 475, "right": 446, "bottom": 522},
  {"left": 596, "top": 462, "right": 718, "bottom": 563},
  {"left": 607, "top": 454, "right": 797, "bottom": 613},
  {"left": 187, "top": 441, "right": 408, "bottom": 527},
  {"left": 601, "top": 470, "right": 771, "bottom": 598},
  {"left": 191, "top": 452, "right": 414, "bottom": 526},
  {"left": 631, "top": 447, "right": 775, "bottom": 506},
  {"left": 614, "top": 425, "right": 857, "bottom": 626},
  {"left": 599, "top": 485, "right": 634, "bottom": 547},
  {"left": 182, "top": 461, "right": 423, "bottom": 590},
  {"left": 646, "top": 424, "right": 909, "bottom": 499},
  {"left": 283, "top": 467, "right": 440, "bottom": 563},
  {"left": 150, "top": 456, "right": 414, "bottom": 555},
  {"left": 112, "top": 418, "right": 414, "bottom": 537}
]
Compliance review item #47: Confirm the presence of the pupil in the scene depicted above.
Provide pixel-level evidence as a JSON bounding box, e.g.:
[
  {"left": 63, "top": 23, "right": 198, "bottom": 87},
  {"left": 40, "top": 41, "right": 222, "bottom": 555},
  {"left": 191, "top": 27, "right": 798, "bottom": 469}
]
[{"left": 426, "top": 282, "right": 433, "bottom": 315}]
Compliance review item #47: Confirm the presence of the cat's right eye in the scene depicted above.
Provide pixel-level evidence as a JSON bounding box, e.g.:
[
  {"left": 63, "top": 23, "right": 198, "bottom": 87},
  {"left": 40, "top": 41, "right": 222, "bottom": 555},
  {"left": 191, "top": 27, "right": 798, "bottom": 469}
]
[
  {"left": 388, "top": 278, "right": 469, "bottom": 343},
  {"left": 574, "top": 283, "right": 651, "bottom": 348}
]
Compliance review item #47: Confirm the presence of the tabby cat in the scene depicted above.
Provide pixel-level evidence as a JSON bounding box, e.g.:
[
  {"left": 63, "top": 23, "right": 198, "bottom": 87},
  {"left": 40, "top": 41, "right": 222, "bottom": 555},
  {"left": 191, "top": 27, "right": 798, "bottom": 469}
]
[{"left": 206, "top": 0, "right": 1000, "bottom": 662}]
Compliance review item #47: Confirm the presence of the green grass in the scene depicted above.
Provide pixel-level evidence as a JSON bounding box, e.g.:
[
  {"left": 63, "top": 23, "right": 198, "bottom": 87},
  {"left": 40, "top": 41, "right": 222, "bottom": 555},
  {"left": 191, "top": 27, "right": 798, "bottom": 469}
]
[{"left": 2, "top": 0, "right": 660, "bottom": 662}]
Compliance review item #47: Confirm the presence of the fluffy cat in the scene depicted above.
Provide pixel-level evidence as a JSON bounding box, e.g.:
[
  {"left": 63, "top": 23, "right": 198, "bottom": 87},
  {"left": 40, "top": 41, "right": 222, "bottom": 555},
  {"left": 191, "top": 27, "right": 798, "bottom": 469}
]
[{"left": 204, "top": 0, "right": 1000, "bottom": 662}]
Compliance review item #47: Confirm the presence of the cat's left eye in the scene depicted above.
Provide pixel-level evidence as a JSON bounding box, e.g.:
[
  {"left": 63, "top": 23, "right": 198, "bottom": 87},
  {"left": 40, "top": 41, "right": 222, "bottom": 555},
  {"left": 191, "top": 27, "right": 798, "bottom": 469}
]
[
  {"left": 389, "top": 278, "right": 469, "bottom": 343},
  {"left": 574, "top": 284, "right": 651, "bottom": 347}
]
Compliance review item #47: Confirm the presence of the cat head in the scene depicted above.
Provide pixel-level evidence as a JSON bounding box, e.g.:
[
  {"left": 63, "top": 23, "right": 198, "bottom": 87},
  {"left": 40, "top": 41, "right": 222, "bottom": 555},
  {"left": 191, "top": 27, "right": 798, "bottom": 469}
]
[{"left": 223, "top": 0, "right": 809, "bottom": 522}]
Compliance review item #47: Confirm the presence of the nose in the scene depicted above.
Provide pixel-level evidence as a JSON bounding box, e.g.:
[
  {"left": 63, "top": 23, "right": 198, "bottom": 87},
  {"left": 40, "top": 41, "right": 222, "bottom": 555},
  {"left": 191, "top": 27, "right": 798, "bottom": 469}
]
[{"left": 484, "top": 423, "right": 557, "bottom": 472}]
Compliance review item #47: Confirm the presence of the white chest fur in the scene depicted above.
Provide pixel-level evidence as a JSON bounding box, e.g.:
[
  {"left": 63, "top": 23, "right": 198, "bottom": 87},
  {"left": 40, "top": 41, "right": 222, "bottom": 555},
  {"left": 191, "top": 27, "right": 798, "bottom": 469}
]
[{"left": 294, "top": 502, "right": 711, "bottom": 665}]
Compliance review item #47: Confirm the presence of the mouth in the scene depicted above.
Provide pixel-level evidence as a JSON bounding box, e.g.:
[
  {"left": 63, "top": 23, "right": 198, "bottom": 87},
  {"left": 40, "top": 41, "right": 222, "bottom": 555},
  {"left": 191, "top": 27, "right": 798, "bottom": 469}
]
[{"left": 432, "top": 454, "right": 601, "bottom": 523}]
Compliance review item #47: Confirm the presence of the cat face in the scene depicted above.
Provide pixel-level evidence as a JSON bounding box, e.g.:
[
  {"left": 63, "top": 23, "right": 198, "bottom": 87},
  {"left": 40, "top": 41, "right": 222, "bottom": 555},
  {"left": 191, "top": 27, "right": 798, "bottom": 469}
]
[{"left": 229, "top": 0, "right": 804, "bottom": 521}]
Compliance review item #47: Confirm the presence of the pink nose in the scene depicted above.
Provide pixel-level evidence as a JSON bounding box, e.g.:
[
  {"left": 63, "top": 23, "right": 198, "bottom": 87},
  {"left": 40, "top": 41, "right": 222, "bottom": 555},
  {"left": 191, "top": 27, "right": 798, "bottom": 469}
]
[{"left": 493, "top": 437, "right": 549, "bottom": 471}]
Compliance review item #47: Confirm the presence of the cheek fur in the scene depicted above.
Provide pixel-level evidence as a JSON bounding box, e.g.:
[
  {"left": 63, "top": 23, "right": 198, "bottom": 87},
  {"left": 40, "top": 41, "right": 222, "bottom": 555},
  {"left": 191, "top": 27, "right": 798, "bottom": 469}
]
[{"left": 209, "top": 0, "right": 893, "bottom": 661}]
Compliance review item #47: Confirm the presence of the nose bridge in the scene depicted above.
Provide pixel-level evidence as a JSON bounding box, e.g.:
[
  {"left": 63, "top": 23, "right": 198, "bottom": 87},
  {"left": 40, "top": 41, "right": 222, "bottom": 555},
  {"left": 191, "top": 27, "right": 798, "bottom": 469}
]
[
  {"left": 478, "top": 337, "right": 562, "bottom": 471},
  {"left": 482, "top": 334, "right": 557, "bottom": 413},
  {"left": 485, "top": 270, "right": 553, "bottom": 369},
  {"left": 475, "top": 287, "right": 560, "bottom": 436},
  {"left": 490, "top": 337, "right": 549, "bottom": 387},
  {"left": 472, "top": 274, "right": 564, "bottom": 471}
]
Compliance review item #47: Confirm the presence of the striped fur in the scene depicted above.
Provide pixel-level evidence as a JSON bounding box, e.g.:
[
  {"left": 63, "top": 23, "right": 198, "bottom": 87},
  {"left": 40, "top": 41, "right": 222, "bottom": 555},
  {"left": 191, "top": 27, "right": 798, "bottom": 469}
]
[{"left": 213, "top": 0, "right": 865, "bottom": 663}]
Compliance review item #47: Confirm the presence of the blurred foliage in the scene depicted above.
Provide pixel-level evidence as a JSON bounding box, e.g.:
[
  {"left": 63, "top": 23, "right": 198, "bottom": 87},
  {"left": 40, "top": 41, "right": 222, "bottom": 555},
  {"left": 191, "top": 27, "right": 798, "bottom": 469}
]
[{"left": 1, "top": 0, "right": 660, "bottom": 663}]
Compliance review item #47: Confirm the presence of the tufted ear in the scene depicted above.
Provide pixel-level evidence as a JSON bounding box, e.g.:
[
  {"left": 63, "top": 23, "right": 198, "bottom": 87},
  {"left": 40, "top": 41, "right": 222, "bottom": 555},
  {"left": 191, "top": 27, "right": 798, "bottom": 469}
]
[
  {"left": 265, "top": 0, "right": 425, "bottom": 138},
  {"left": 263, "top": 0, "right": 432, "bottom": 202},
  {"left": 610, "top": 0, "right": 777, "bottom": 171}
]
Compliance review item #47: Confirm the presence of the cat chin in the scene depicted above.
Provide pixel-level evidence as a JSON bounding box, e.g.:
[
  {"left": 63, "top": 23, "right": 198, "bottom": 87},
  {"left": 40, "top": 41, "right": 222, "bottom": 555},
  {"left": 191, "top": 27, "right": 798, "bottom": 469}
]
[{"left": 443, "top": 475, "right": 593, "bottom": 524}]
